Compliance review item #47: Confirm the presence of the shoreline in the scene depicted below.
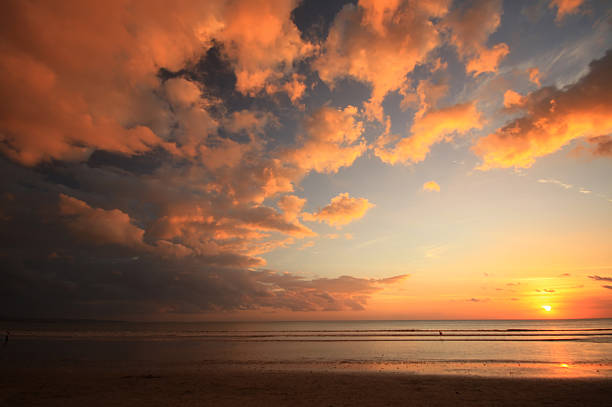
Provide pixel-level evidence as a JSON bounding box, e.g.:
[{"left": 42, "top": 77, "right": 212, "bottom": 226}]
[
  {"left": 1, "top": 362, "right": 611, "bottom": 406},
  {"left": 2, "top": 338, "right": 611, "bottom": 379}
]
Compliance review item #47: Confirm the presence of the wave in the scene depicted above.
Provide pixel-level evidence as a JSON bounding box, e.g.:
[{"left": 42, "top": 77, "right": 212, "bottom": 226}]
[{"left": 11, "top": 331, "right": 612, "bottom": 343}]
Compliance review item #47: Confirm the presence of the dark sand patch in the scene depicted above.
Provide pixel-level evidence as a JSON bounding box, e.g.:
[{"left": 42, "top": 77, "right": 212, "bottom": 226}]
[{"left": 1, "top": 363, "right": 610, "bottom": 407}]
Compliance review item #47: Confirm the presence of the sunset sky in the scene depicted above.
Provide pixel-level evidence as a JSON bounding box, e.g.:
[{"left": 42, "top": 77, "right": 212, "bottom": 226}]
[{"left": 1, "top": 0, "right": 611, "bottom": 321}]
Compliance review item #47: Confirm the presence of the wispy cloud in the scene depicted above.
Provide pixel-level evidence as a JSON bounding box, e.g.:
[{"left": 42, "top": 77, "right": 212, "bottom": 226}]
[
  {"left": 588, "top": 275, "right": 612, "bottom": 282},
  {"left": 537, "top": 178, "right": 572, "bottom": 189},
  {"left": 588, "top": 275, "right": 612, "bottom": 291},
  {"left": 424, "top": 244, "right": 448, "bottom": 259},
  {"left": 467, "top": 298, "right": 490, "bottom": 303}
]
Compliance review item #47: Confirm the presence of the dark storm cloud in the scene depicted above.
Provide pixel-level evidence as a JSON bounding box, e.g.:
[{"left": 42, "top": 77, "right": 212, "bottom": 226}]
[
  {"left": 0, "top": 211, "right": 407, "bottom": 318},
  {"left": 0, "top": 155, "right": 403, "bottom": 318}
]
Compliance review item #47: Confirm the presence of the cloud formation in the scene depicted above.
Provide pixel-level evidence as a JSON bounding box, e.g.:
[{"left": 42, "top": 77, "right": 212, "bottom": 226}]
[
  {"left": 422, "top": 181, "right": 441, "bottom": 192},
  {"left": 303, "top": 193, "right": 375, "bottom": 228},
  {"left": 503, "top": 90, "right": 524, "bottom": 108},
  {"left": 0, "top": 0, "right": 205, "bottom": 165},
  {"left": 587, "top": 135, "right": 612, "bottom": 157},
  {"left": 1, "top": 0, "right": 608, "bottom": 320},
  {"left": 213, "top": 0, "right": 315, "bottom": 95},
  {"left": 253, "top": 273, "right": 409, "bottom": 311},
  {"left": 473, "top": 50, "right": 612, "bottom": 169},
  {"left": 588, "top": 275, "right": 612, "bottom": 291},
  {"left": 278, "top": 195, "right": 307, "bottom": 222},
  {"left": 314, "top": 0, "right": 451, "bottom": 121},
  {"left": 549, "top": 0, "right": 585, "bottom": 21},
  {"left": 444, "top": 0, "right": 509, "bottom": 76},
  {"left": 465, "top": 43, "right": 510, "bottom": 76},
  {"left": 0, "top": 162, "right": 404, "bottom": 317},
  {"left": 59, "top": 194, "right": 148, "bottom": 250},
  {"left": 376, "top": 102, "right": 482, "bottom": 164},
  {"left": 528, "top": 68, "right": 541, "bottom": 86},
  {"left": 537, "top": 178, "right": 572, "bottom": 189},
  {"left": 286, "top": 106, "right": 366, "bottom": 173},
  {"left": 0, "top": 0, "right": 314, "bottom": 167}
]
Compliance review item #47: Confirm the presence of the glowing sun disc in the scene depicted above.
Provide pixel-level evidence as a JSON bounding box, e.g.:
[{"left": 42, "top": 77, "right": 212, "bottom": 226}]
[{"left": 542, "top": 305, "right": 552, "bottom": 312}]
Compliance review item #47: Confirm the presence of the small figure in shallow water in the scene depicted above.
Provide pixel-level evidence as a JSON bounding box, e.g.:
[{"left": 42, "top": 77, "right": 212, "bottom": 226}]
[
  {"left": 439, "top": 331, "right": 443, "bottom": 336},
  {"left": 4, "top": 331, "right": 8, "bottom": 345}
]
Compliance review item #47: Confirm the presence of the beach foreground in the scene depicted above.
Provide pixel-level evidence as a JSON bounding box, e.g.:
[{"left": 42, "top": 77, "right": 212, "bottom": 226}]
[{"left": 1, "top": 362, "right": 611, "bottom": 407}]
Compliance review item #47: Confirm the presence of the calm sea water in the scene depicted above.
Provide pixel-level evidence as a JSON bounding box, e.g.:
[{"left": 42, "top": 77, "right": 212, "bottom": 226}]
[{"left": 2, "top": 319, "right": 611, "bottom": 367}]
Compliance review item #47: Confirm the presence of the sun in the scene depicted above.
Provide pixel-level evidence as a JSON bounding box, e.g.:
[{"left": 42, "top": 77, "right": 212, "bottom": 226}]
[{"left": 542, "top": 305, "right": 552, "bottom": 312}]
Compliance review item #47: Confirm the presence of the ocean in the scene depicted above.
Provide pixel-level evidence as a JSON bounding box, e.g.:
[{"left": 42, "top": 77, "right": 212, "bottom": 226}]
[{"left": 2, "top": 319, "right": 611, "bottom": 377}]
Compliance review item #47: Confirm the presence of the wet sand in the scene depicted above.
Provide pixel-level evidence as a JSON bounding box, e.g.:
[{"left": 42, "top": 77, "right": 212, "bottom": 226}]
[{"left": 1, "top": 362, "right": 611, "bottom": 407}]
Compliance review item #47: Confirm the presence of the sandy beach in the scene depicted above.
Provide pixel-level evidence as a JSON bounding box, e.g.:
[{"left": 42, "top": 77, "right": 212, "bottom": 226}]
[
  {"left": 1, "top": 320, "right": 611, "bottom": 406},
  {"left": 1, "top": 361, "right": 611, "bottom": 407}
]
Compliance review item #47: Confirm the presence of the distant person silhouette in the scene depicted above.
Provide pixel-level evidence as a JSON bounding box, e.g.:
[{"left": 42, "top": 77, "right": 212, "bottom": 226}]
[
  {"left": 439, "top": 331, "right": 442, "bottom": 336},
  {"left": 4, "top": 331, "right": 8, "bottom": 346}
]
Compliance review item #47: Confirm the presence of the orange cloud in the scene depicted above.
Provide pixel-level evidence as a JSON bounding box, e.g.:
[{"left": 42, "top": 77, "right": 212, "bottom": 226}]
[
  {"left": 444, "top": 0, "right": 509, "bottom": 76},
  {"left": 528, "top": 67, "right": 541, "bottom": 86},
  {"left": 422, "top": 181, "right": 441, "bottom": 192},
  {"left": 375, "top": 102, "right": 482, "bottom": 164},
  {"left": 216, "top": 0, "right": 315, "bottom": 95},
  {"left": 145, "top": 197, "right": 315, "bottom": 264},
  {"left": 303, "top": 193, "right": 374, "bottom": 228},
  {"left": 278, "top": 195, "right": 307, "bottom": 222},
  {"left": 266, "top": 73, "right": 307, "bottom": 105},
  {"left": 286, "top": 106, "right": 366, "bottom": 173},
  {"left": 198, "top": 144, "right": 301, "bottom": 204},
  {"left": 0, "top": 0, "right": 314, "bottom": 166},
  {"left": 314, "top": 0, "right": 451, "bottom": 121},
  {"left": 473, "top": 50, "right": 612, "bottom": 170},
  {"left": 503, "top": 89, "right": 524, "bottom": 108},
  {"left": 0, "top": 0, "right": 220, "bottom": 166},
  {"left": 549, "top": 0, "right": 584, "bottom": 21},
  {"left": 465, "top": 43, "right": 509, "bottom": 76}
]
